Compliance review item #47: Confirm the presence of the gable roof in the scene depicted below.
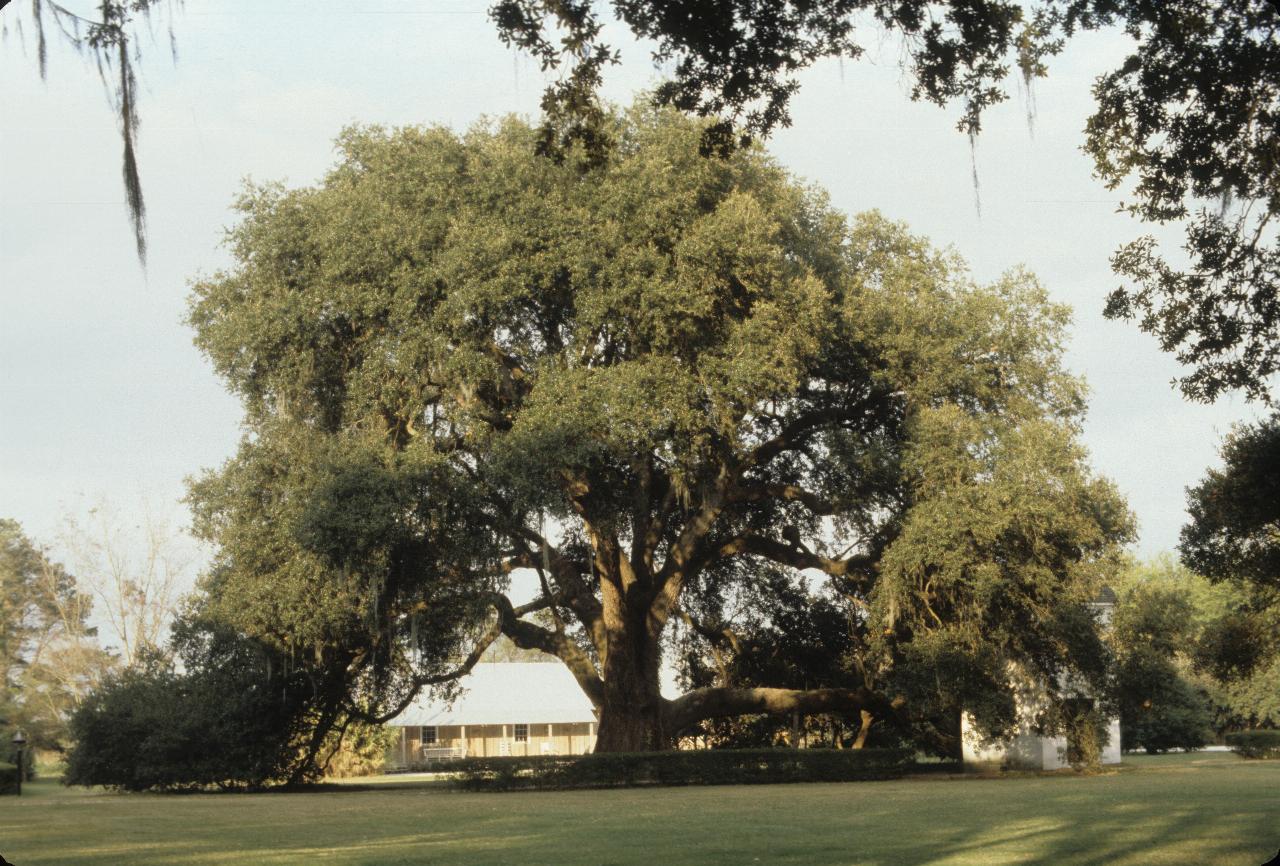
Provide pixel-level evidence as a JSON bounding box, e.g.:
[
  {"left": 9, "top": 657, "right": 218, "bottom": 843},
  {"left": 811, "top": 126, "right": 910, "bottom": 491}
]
[{"left": 392, "top": 662, "right": 598, "bottom": 727}]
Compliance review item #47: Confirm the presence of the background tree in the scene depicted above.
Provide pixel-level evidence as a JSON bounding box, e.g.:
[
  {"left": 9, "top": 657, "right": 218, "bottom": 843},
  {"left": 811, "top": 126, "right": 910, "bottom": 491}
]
[
  {"left": 1, "top": 519, "right": 110, "bottom": 757},
  {"left": 1182, "top": 415, "right": 1280, "bottom": 592},
  {"left": 1113, "top": 555, "right": 1280, "bottom": 740},
  {"left": 59, "top": 498, "right": 189, "bottom": 668},
  {"left": 1177, "top": 420, "right": 1280, "bottom": 730},
  {"left": 1109, "top": 577, "right": 1213, "bottom": 752},
  {"left": 186, "top": 107, "right": 1132, "bottom": 757}
]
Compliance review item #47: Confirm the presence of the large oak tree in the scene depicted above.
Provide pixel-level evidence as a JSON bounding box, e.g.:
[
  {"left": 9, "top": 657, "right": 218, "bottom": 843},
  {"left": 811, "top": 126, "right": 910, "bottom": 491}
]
[{"left": 187, "top": 108, "right": 1131, "bottom": 754}]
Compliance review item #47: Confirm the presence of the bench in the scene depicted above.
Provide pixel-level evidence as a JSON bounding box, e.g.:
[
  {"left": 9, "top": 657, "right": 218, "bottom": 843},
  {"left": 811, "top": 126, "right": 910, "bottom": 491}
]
[{"left": 420, "top": 745, "right": 468, "bottom": 765}]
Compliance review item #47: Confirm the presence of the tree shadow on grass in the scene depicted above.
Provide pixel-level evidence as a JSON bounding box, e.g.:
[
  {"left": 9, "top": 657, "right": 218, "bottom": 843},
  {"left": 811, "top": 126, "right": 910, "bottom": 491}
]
[
  {"left": 3, "top": 756, "right": 1276, "bottom": 865},
  {"left": 869, "top": 764, "right": 1280, "bottom": 866}
]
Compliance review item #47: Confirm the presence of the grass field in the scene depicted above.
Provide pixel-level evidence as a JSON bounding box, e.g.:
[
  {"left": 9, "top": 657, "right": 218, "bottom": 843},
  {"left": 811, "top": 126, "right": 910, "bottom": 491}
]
[{"left": 1, "top": 752, "right": 1276, "bottom": 865}]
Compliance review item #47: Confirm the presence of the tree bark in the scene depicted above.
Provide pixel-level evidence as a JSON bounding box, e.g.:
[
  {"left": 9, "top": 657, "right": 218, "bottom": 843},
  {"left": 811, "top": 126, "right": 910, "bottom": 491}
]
[
  {"left": 593, "top": 614, "right": 669, "bottom": 752},
  {"left": 852, "top": 710, "right": 874, "bottom": 749}
]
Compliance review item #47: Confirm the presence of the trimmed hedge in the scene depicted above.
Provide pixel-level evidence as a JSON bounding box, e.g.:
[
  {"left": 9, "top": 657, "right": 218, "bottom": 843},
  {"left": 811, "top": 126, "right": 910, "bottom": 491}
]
[
  {"left": 1225, "top": 730, "right": 1280, "bottom": 759},
  {"left": 450, "top": 747, "right": 913, "bottom": 791},
  {"left": 0, "top": 762, "right": 18, "bottom": 795}
]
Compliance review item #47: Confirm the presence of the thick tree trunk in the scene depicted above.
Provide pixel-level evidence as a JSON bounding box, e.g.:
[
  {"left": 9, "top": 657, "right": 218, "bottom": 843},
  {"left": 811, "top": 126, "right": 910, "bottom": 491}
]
[
  {"left": 593, "top": 608, "right": 670, "bottom": 752},
  {"left": 595, "top": 691, "right": 668, "bottom": 752}
]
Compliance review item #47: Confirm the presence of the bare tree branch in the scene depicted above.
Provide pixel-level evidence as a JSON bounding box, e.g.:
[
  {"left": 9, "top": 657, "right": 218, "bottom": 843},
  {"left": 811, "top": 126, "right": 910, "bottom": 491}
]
[{"left": 493, "top": 592, "right": 605, "bottom": 707}]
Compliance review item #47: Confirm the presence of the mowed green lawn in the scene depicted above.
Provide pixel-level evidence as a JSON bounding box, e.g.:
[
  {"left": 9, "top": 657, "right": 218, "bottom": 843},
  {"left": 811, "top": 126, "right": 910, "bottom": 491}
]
[{"left": 1, "top": 753, "right": 1276, "bottom": 866}]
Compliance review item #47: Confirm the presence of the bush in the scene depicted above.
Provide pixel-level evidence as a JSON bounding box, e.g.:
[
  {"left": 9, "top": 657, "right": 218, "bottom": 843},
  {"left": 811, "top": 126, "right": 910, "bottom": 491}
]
[
  {"left": 1225, "top": 730, "right": 1280, "bottom": 759},
  {"left": 450, "top": 747, "right": 913, "bottom": 792},
  {"left": 64, "top": 621, "right": 316, "bottom": 791},
  {"left": 0, "top": 762, "right": 18, "bottom": 795},
  {"left": 1118, "top": 649, "right": 1213, "bottom": 754},
  {"left": 320, "top": 721, "right": 398, "bottom": 779}
]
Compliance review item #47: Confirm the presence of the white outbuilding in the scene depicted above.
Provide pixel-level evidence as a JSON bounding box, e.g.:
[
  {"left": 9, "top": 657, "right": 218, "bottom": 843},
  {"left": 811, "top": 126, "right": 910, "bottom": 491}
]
[{"left": 961, "top": 588, "right": 1122, "bottom": 771}]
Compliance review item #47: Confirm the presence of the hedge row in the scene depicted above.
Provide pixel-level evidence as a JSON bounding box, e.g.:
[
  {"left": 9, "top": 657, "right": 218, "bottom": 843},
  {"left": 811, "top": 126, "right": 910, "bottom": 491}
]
[
  {"left": 0, "top": 762, "right": 18, "bottom": 795},
  {"left": 449, "top": 747, "right": 913, "bottom": 791},
  {"left": 1225, "top": 730, "right": 1280, "bottom": 759}
]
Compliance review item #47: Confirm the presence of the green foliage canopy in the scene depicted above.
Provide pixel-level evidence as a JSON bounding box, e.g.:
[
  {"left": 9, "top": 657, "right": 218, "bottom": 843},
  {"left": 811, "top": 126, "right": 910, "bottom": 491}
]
[
  {"left": 1109, "top": 575, "right": 1212, "bottom": 753},
  {"left": 187, "top": 107, "right": 1132, "bottom": 754},
  {"left": 1182, "top": 415, "right": 1280, "bottom": 591},
  {"left": 495, "top": 1, "right": 1280, "bottom": 402},
  {"left": 1112, "top": 556, "right": 1280, "bottom": 739}
]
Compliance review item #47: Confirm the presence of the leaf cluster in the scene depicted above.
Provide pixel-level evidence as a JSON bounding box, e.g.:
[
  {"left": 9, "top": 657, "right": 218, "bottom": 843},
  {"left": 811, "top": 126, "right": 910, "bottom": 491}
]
[
  {"left": 493, "top": 2, "right": 1280, "bottom": 402},
  {"left": 1181, "top": 414, "right": 1280, "bottom": 588}
]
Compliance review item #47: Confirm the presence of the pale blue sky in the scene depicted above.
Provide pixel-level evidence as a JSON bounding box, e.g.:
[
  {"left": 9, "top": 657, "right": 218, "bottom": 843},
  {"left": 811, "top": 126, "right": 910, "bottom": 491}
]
[{"left": 0, "top": 1, "right": 1262, "bottom": 593}]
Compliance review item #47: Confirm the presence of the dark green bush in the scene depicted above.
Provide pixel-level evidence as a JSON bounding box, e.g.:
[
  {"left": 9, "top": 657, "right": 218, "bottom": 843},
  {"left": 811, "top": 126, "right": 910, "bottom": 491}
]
[
  {"left": 450, "top": 747, "right": 913, "bottom": 792},
  {"left": 1118, "top": 648, "right": 1213, "bottom": 754},
  {"left": 64, "top": 619, "right": 316, "bottom": 791},
  {"left": 1224, "top": 730, "right": 1280, "bottom": 759},
  {"left": 0, "top": 762, "right": 18, "bottom": 795}
]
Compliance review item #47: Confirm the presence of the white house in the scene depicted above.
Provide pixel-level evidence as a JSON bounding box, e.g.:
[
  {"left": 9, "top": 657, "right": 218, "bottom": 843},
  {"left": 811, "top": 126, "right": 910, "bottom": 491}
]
[
  {"left": 961, "top": 589, "right": 1122, "bottom": 771},
  {"left": 388, "top": 662, "right": 598, "bottom": 767}
]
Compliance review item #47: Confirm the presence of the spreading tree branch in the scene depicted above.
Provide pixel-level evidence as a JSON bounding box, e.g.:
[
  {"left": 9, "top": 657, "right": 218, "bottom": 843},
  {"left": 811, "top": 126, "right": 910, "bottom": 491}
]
[
  {"left": 492, "top": 593, "right": 605, "bottom": 707},
  {"left": 665, "top": 684, "right": 903, "bottom": 732},
  {"left": 714, "top": 534, "right": 876, "bottom": 590}
]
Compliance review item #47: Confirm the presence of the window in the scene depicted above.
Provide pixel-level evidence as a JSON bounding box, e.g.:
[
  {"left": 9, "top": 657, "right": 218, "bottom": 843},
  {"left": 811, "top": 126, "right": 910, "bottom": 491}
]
[
  {"left": 514, "top": 723, "right": 528, "bottom": 742},
  {"left": 422, "top": 726, "right": 438, "bottom": 745}
]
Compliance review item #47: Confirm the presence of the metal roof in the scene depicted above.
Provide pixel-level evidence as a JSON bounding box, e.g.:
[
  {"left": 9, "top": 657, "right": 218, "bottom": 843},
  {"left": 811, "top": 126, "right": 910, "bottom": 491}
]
[{"left": 392, "top": 662, "right": 599, "bottom": 727}]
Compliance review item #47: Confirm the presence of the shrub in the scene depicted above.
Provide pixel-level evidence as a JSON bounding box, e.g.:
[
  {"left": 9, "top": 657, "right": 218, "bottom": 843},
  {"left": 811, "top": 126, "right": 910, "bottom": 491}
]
[
  {"left": 1118, "top": 649, "right": 1213, "bottom": 754},
  {"left": 320, "top": 721, "right": 398, "bottom": 779},
  {"left": 1224, "top": 730, "right": 1280, "bottom": 759},
  {"left": 450, "top": 747, "right": 913, "bottom": 792},
  {"left": 64, "top": 620, "right": 316, "bottom": 791},
  {"left": 0, "top": 762, "right": 18, "bottom": 795}
]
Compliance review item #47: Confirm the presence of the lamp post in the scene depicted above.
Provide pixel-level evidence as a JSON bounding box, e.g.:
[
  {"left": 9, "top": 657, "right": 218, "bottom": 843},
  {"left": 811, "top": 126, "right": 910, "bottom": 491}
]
[{"left": 11, "top": 731, "right": 26, "bottom": 796}]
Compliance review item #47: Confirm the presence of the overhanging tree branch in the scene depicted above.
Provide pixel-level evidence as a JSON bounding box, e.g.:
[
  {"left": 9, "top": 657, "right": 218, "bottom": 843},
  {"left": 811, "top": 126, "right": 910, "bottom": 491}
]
[{"left": 492, "top": 592, "right": 605, "bottom": 708}]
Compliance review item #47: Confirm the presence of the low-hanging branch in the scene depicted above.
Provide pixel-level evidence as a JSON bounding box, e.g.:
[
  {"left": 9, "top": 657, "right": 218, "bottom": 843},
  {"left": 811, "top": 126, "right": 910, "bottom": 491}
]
[{"left": 664, "top": 685, "right": 906, "bottom": 732}]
